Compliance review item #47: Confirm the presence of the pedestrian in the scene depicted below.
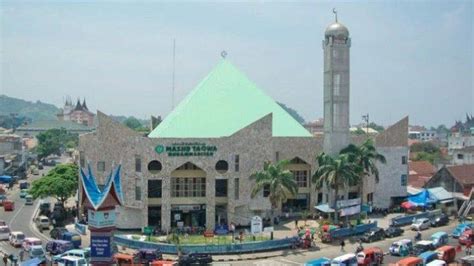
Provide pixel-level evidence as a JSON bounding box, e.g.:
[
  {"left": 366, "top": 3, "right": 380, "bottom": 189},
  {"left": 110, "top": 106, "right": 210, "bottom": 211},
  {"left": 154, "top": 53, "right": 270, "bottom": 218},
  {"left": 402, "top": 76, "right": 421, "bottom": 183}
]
[
  {"left": 466, "top": 241, "right": 472, "bottom": 255},
  {"left": 3, "top": 254, "right": 8, "bottom": 265},
  {"left": 19, "top": 249, "right": 24, "bottom": 262},
  {"left": 294, "top": 219, "right": 298, "bottom": 229},
  {"left": 340, "top": 239, "right": 345, "bottom": 252}
]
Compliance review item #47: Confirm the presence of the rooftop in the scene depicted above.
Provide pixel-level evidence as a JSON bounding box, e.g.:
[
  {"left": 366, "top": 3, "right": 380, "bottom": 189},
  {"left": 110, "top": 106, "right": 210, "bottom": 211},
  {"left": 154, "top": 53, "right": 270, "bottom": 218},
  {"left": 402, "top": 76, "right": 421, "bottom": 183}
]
[{"left": 446, "top": 164, "right": 474, "bottom": 185}]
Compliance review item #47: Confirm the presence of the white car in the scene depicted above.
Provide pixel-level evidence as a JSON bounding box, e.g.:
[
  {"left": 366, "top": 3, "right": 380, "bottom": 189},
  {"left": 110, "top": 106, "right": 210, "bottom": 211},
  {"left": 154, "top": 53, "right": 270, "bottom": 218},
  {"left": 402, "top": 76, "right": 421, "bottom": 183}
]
[
  {"left": 0, "top": 225, "right": 10, "bottom": 241},
  {"left": 9, "top": 231, "right": 25, "bottom": 247},
  {"left": 411, "top": 218, "right": 431, "bottom": 231},
  {"left": 56, "top": 255, "right": 89, "bottom": 266},
  {"left": 28, "top": 245, "right": 46, "bottom": 261},
  {"left": 22, "top": 237, "right": 42, "bottom": 252}
]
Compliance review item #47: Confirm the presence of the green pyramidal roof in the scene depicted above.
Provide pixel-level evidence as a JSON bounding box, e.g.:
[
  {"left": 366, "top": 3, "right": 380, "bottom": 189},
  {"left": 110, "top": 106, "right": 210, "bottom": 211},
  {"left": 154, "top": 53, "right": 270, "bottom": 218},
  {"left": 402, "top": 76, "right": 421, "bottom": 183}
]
[{"left": 148, "top": 60, "right": 312, "bottom": 138}]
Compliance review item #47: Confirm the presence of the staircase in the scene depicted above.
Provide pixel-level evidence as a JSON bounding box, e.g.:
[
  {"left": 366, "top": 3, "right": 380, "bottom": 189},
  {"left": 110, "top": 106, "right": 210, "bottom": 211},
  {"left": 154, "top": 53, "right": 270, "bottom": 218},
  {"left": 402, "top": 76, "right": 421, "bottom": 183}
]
[{"left": 458, "top": 187, "right": 474, "bottom": 217}]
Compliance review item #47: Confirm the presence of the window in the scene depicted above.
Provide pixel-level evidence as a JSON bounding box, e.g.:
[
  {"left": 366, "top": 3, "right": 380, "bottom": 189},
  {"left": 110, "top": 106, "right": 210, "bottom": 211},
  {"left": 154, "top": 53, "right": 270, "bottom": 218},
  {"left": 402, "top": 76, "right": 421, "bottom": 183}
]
[
  {"left": 348, "top": 192, "right": 358, "bottom": 199},
  {"left": 177, "top": 162, "right": 199, "bottom": 170},
  {"left": 135, "top": 155, "right": 141, "bottom": 172},
  {"left": 171, "top": 177, "right": 206, "bottom": 197},
  {"left": 215, "top": 160, "right": 229, "bottom": 174},
  {"left": 317, "top": 193, "right": 323, "bottom": 204},
  {"left": 234, "top": 155, "right": 240, "bottom": 172},
  {"left": 215, "top": 179, "right": 228, "bottom": 197},
  {"left": 458, "top": 154, "right": 464, "bottom": 160},
  {"left": 79, "top": 151, "right": 85, "bottom": 168},
  {"left": 148, "top": 180, "right": 162, "bottom": 198},
  {"left": 402, "top": 156, "right": 407, "bottom": 165},
  {"left": 263, "top": 184, "right": 270, "bottom": 197},
  {"left": 367, "top": 193, "right": 373, "bottom": 203},
  {"left": 135, "top": 179, "right": 141, "bottom": 201},
  {"left": 401, "top": 174, "right": 407, "bottom": 186},
  {"left": 235, "top": 178, "right": 240, "bottom": 200},
  {"left": 293, "top": 170, "right": 308, "bottom": 188},
  {"left": 148, "top": 160, "right": 162, "bottom": 174},
  {"left": 97, "top": 161, "right": 105, "bottom": 172}
]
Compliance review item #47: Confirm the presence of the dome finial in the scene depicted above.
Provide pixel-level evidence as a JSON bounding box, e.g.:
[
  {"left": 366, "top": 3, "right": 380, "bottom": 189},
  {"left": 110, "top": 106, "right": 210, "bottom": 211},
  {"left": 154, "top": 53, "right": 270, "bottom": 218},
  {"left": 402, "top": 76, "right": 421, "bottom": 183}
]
[{"left": 333, "top": 8, "right": 338, "bottom": 22}]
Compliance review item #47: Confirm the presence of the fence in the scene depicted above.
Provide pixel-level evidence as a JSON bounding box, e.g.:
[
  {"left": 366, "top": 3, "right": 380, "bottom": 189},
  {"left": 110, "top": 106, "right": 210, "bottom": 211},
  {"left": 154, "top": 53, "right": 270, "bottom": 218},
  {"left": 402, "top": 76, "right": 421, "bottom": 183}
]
[
  {"left": 75, "top": 222, "right": 87, "bottom": 235},
  {"left": 390, "top": 210, "right": 441, "bottom": 227},
  {"left": 114, "top": 235, "right": 299, "bottom": 255},
  {"left": 329, "top": 222, "right": 378, "bottom": 239}
]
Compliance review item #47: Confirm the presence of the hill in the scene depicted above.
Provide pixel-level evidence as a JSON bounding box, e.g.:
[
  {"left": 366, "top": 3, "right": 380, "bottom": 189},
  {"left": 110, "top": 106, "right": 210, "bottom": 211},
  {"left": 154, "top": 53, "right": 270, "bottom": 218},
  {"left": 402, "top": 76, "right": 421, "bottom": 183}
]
[{"left": 0, "top": 95, "right": 60, "bottom": 121}]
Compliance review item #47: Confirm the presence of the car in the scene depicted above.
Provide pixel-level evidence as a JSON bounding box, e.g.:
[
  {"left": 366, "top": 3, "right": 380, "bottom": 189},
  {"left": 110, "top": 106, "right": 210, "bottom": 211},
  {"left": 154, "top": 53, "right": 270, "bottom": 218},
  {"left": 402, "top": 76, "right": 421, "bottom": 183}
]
[
  {"left": 385, "top": 226, "right": 404, "bottom": 238},
  {"left": 22, "top": 237, "right": 42, "bottom": 252},
  {"left": 178, "top": 253, "right": 213, "bottom": 265},
  {"left": 52, "top": 248, "right": 91, "bottom": 262},
  {"left": 390, "top": 239, "right": 413, "bottom": 256},
  {"left": 19, "top": 189, "right": 28, "bottom": 198},
  {"left": 46, "top": 240, "right": 74, "bottom": 255},
  {"left": 19, "top": 181, "right": 28, "bottom": 190},
  {"left": 50, "top": 227, "right": 69, "bottom": 240},
  {"left": 0, "top": 225, "right": 11, "bottom": 241},
  {"left": 413, "top": 240, "right": 435, "bottom": 255},
  {"left": 360, "top": 227, "right": 385, "bottom": 243},
  {"left": 0, "top": 220, "right": 6, "bottom": 226},
  {"left": 56, "top": 255, "right": 88, "bottom": 266},
  {"left": 452, "top": 222, "right": 473, "bottom": 238},
  {"left": 25, "top": 195, "right": 34, "bottom": 205},
  {"left": 38, "top": 163, "right": 44, "bottom": 170},
  {"left": 411, "top": 218, "right": 431, "bottom": 231},
  {"left": 28, "top": 245, "right": 46, "bottom": 262},
  {"left": 9, "top": 231, "right": 25, "bottom": 247},
  {"left": 35, "top": 216, "right": 51, "bottom": 230},
  {"left": 431, "top": 214, "right": 449, "bottom": 227},
  {"left": 0, "top": 194, "right": 6, "bottom": 206}
]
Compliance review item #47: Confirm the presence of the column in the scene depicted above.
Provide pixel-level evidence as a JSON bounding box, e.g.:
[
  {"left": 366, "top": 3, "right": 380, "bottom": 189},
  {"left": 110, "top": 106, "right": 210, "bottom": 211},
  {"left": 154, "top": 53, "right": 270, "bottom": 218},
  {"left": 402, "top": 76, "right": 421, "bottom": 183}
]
[
  {"left": 206, "top": 175, "right": 216, "bottom": 230},
  {"left": 227, "top": 178, "right": 235, "bottom": 225},
  {"left": 161, "top": 177, "right": 171, "bottom": 232}
]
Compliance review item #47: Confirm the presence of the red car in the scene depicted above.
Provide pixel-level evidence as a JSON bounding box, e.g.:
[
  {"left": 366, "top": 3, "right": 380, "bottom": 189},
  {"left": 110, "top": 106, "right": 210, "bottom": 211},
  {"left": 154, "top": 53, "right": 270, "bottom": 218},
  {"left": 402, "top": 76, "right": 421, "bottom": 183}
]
[
  {"left": 3, "top": 200, "right": 14, "bottom": 211},
  {"left": 459, "top": 229, "right": 474, "bottom": 245}
]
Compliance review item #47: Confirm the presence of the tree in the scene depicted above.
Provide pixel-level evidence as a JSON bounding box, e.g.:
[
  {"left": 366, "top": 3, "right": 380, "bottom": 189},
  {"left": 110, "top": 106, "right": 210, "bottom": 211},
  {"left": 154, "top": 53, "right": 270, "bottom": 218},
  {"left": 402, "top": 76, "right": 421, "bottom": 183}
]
[
  {"left": 277, "top": 102, "right": 305, "bottom": 125},
  {"left": 312, "top": 153, "right": 361, "bottom": 223},
  {"left": 340, "top": 139, "right": 386, "bottom": 204},
  {"left": 410, "top": 142, "right": 440, "bottom": 154},
  {"left": 368, "top": 122, "right": 384, "bottom": 132},
  {"left": 123, "top": 117, "right": 143, "bottom": 130},
  {"left": 251, "top": 160, "right": 298, "bottom": 225},
  {"left": 29, "top": 163, "right": 78, "bottom": 207},
  {"left": 36, "top": 128, "right": 78, "bottom": 159}
]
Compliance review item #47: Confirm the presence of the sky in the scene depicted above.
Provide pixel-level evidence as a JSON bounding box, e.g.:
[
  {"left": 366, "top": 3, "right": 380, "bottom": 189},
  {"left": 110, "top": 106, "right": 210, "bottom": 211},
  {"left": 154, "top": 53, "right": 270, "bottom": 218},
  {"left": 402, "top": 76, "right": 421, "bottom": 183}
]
[{"left": 0, "top": 1, "right": 473, "bottom": 127}]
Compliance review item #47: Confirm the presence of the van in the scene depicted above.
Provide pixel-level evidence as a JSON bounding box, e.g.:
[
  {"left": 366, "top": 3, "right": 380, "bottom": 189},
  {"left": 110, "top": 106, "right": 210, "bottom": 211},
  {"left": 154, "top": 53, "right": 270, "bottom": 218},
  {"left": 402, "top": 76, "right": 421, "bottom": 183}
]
[
  {"left": 418, "top": 251, "right": 438, "bottom": 265},
  {"left": 0, "top": 225, "right": 10, "bottom": 240},
  {"left": 35, "top": 216, "right": 51, "bottom": 230},
  {"left": 390, "top": 239, "right": 413, "bottom": 256},
  {"left": 9, "top": 231, "right": 25, "bottom": 247},
  {"left": 460, "top": 229, "right": 474, "bottom": 245},
  {"left": 56, "top": 256, "right": 88, "bottom": 266},
  {"left": 25, "top": 195, "right": 34, "bottom": 205},
  {"left": 356, "top": 247, "right": 383, "bottom": 265},
  {"left": 19, "top": 181, "right": 28, "bottom": 190},
  {"left": 396, "top": 257, "right": 423, "bottom": 266},
  {"left": 22, "top": 237, "right": 42, "bottom": 252},
  {"left": 435, "top": 246, "right": 456, "bottom": 263},
  {"left": 452, "top": 222, "right": 473, "bottom": 238},
  {"left": 28, "top": 245, "right": 46, "bottom": 262},
  {"left": 331, "top": 253, "right": 357, "bottom": 266},
  {"left": 46, "top": 240, "right": 74, "bottom": 255},
  {"left": 430, "top": 232, "right": 448, "bottom": 248}
]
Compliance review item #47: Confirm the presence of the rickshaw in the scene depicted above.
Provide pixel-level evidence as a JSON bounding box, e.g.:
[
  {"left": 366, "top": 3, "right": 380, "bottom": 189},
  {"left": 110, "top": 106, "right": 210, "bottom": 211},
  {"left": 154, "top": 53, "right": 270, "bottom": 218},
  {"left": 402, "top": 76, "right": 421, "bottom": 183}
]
[
  {"left": 113, "top": 253, "right": 136, "bottom": 266},
  {"left": 356, "top": 247, "right": 384, "bottom": 265},
  {"left": 435, "top": 245, "right": 456, "bottom": 263}
]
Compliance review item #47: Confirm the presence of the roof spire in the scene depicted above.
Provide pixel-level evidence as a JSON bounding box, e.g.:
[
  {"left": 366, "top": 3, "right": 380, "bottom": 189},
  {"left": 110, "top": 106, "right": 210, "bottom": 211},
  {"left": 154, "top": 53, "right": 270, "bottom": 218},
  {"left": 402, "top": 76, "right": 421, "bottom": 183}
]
[
  {"left": 333, "top": 8, "right": 338, "bottom": 22},
  {"left": 221, "top": 50, "right": 227, "bottom": 59},
  {"left": 82, "top": 98, "right": 88, "bottom": 110}
]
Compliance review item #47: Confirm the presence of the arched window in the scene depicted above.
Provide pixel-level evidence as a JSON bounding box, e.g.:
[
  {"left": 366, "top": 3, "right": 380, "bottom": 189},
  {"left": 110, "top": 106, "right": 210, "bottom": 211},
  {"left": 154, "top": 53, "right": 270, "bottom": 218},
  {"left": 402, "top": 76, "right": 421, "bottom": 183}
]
[
  {"left": 215, "top": 160, "right": 229, "bottom": 174},
  {"left": 148, "top": 160, "right": 162, "bottom": 174}
]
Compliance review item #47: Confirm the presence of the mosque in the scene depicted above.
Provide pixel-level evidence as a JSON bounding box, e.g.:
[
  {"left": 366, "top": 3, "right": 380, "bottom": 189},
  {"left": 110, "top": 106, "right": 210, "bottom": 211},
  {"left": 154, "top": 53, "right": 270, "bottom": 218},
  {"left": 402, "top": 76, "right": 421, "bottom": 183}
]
[{"left": 78, "top": 14, "right": 408, "bottom": 230}]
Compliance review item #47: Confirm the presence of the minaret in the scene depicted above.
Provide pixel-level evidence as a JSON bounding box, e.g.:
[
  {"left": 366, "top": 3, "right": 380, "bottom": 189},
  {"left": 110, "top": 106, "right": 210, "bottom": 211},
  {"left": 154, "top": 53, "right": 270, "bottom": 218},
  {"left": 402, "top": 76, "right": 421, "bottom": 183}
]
[{"left": 323, "top": 9, "right": 351, "bottom": 155}]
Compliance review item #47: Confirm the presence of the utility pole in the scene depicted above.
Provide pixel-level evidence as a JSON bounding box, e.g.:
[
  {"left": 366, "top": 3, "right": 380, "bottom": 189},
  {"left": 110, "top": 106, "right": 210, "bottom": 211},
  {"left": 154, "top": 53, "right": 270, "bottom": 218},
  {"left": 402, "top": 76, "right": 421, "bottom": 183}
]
[
  {"left": 362, "top": 114, "right": 369, "bottom": 135},
  {"left": 172, "top": 39, "right": 176, "bottom": 110}
]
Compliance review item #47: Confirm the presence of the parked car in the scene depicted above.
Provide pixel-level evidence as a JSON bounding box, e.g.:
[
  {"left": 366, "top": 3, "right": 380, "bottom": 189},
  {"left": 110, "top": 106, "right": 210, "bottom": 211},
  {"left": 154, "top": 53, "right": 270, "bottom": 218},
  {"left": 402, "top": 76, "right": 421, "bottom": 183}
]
[
  {"left": 413, "top": 240, "right": 435, "bottom": 255},
  {"left": 22, "top": 237, "right": 43, "bottom": 252},
  {"left": 459, "top": 229, "right": 474, "bottom": 245},
  {"left": 431, "top": 214, "right": 449, "bottom": 227},
  {"left": 356, "top": 247, "right": 384, "bottom": 266},
  {"left": 9, "top": 231, "right": 25, "bottom": 247},
  {"left": 411, "top": 218, "right": 431, "bottom": 231},
  {"left": 0, "top": 225, "right": 11, "bottom": 241},
  {"left": 390, "top": 239, "right": 413, "bottom": 256},
  {"left": 418, "top": 251, "right": 438, "bottom": 265},
  {"left": 330, "top": 254, "right": 357, "bottom": 266},
  {"left": 56, "top": 256, "right": 88, "bottom": 266},
  {"left": 136, "top": 248, "right": 163, "bottom": 264},
  {"left": 50, "top": 227, "right": 69, "bottom": 240},
  {"left": 46, "top": 240, "right": 74, "bottom": 255},
  {"left": 62, "top": 232, "right": 82, "bottom": 249},
  {"left": 396, "top": 257, "right": 423, "bottom": 266},
  {"left": 452, "top": 222, "right": 473, "bottom": 238},
  {"left": 38, "top": 163, "right": 44, "bottom": 170},
  {"left": 0, "top": 220, "right": 6, "bottom": 226},
  {"left": 178, "top": 253, "right": 213, "bottom": 266},
  {"left": 19, "top": 181, "right": 28, "bottom": 190},
  {"left": 304, "top": 257, "right": 330, "bottom": 266},
  {"left": 435, "top": 246, "right": 456, "bottom": 264},
  {"left": 52, "top": 248, "right": 91, "bottom": 262},
  {"left": 431, "top": 232, "right": 448, "bottom": 248},
  {"left": 25, "top": 195, "right": 34, "bottom": 205},
  {"left": 360, "top": 227, "right": 385, "bottom": 243},
  {"left": 3, "top": 200, "right": 14, "bottom": 211},
  {"left": 28, "top": 245, "right": 46, "bottom": 262},
  {"left": 19, "top": 189, "right": 28, "bottom": 198},
  {"left": 35, "top": 216, "right": 51, "bottom": 230},
  {"left": 385, "top": 226, "right": 404, "bottom": 238}
]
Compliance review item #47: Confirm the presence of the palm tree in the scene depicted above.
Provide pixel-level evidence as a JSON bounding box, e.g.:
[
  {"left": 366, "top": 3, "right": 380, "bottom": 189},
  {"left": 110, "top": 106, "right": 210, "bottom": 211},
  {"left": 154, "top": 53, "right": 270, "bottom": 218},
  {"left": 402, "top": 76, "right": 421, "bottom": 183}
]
[
  {"left": 251, "top": 160, "right": 298, "bottom": 225},
  {"left": 312, "top": 153, "right": 361, "bottom": 224},
  {"left": 340, "top": 138, "right": 387, "bottom": 202}
]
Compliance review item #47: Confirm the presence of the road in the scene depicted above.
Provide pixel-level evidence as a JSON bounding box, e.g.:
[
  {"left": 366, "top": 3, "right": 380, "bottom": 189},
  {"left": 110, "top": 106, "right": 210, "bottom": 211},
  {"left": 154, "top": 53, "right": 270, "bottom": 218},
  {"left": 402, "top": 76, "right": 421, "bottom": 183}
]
[
  {"left": 226, "top": 221, "right": 467, "bottom": 265},
  {"left": 0, "top": 156, "right": 68, "bottom": 260}
]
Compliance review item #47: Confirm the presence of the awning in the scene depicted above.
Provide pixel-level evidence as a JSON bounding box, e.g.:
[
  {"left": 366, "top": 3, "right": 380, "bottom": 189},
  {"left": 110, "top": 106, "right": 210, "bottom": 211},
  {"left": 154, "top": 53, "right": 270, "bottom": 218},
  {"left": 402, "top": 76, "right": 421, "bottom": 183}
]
[
  {"left": 428, "top": 187, "right": 454, "bottom": 203},
  {"left": 315, "top": 203, "right": 335, "bottom": 213}
]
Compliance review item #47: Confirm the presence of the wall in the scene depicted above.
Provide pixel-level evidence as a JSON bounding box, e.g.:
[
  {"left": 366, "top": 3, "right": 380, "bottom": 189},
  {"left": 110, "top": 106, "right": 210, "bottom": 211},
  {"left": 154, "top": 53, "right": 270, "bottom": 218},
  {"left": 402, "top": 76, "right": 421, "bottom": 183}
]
[{"left": 425, "top": 167, "right": 464, "bottom": 194}]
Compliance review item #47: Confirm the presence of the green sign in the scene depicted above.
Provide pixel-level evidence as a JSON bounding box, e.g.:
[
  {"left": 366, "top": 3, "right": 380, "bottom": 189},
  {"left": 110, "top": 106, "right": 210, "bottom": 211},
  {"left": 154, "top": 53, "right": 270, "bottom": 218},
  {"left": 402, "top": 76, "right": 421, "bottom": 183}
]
[
  {"left": 144, "top": 226, "right": 153, "bottom": 235},
  {"left": 155, "top": 142, "right": 217, "bottom": 157}
]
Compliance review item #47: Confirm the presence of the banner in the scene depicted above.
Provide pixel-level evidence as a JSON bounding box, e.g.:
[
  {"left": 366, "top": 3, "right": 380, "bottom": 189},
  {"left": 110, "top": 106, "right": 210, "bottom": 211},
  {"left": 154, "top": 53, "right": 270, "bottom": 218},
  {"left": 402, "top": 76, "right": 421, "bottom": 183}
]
[
  {"left": 340, "top": 205, "right": 361, "bottom": 217},
  {"left": 88, "top": 209, "right": 116, "bottom": 228},
  {"left": 91, "top": 234, "right": 112, "bottom": 261},
  {"left": 336, "top": 198, "right": 361, "bottom": 209}
]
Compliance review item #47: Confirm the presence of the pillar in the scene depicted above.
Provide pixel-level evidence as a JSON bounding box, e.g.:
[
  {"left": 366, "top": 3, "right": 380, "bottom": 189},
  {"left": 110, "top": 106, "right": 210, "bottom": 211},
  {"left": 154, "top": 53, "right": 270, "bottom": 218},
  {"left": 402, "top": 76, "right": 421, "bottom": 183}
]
[
  {"left": 161, "top": 177, "right": 171, "bottom": 232},
  {"left": 206, "top": 175, "right": 216, "bottom": 230}
]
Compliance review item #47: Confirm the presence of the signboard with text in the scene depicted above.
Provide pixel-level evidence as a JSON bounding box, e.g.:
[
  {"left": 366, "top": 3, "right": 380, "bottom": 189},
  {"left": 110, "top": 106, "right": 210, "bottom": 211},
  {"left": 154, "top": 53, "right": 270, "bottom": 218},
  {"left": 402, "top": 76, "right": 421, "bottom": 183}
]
[
  {"left": 91, "top": 234, "right": 111, "bottom": 261},
  {"left": 251, "top": 216, "right": 263, "bottom": 234},
  {"left": 88, "top": 209, "right": 116, "bottom": 229},
  {"left": 155, "top": 142, "right": 217, "bottom": 157},
  {"left": 336, "top": 198, "right": 361, "bottom": 209}
]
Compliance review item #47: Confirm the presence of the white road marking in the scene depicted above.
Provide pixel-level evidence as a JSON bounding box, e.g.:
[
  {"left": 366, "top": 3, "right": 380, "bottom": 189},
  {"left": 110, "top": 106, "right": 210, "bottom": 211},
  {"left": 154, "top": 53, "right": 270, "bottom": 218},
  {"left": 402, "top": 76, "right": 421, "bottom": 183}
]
[{"left": 8, "top": 201, "right": 25, "bottom": 227}]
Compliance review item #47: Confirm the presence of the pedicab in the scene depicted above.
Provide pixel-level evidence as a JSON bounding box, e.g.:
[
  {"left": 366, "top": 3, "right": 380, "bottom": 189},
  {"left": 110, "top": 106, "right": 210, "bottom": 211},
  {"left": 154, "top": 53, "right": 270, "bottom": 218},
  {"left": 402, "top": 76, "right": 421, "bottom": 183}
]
[
  {"left": 435, "top": 245, "right": 456, "bottom": 263},
  {"left": 113, "top": 253, "right": 136, "bottom": 265}
]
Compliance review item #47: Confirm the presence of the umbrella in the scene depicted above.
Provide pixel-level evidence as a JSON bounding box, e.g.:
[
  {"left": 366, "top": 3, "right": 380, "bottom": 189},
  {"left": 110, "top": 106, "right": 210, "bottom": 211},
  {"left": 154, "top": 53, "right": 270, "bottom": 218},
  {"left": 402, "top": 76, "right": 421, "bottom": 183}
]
[{"left": 401, "top": 201, "right": 414, "bottom": 209}]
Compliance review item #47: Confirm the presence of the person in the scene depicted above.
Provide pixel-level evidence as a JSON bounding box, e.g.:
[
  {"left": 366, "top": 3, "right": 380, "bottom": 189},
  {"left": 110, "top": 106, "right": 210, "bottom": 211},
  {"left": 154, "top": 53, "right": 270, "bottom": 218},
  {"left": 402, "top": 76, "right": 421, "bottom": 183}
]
[
  {"left": 415, "top": 230, "right": 421, "bottom": 241},
  {"left": 19, "top": 249, "right": 24, "bottom": 262},
  {"left": 340, "top": 239, "right": 345, "bottom": 252},
  {"left": 294, "top": 219, "right": 298, "bottom": 229},
  {"left": 466, "top": 240, "right": 472, "bottom": 255},
  {"left": 239, "top": 231, "right": 244, "bottom": 243},
  {"left": 3, "top": 254, "right": 8, "bottom": 265}
]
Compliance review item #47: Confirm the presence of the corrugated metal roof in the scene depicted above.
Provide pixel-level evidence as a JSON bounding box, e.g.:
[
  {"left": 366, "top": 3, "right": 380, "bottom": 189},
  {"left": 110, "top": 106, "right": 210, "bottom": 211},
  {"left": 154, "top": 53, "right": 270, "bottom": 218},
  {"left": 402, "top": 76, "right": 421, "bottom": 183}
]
[
  {"left": 148, "top": 60, "right": 312, "bottom": 138},
  {"left": 427, "top": 187, "right": 454, "bottom": 202}
]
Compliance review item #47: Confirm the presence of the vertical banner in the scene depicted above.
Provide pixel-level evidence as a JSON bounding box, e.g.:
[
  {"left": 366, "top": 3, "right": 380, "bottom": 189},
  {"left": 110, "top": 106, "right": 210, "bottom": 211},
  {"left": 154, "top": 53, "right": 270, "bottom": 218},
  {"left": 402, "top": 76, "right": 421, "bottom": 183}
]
[{"left": 90, "top": 231, "right": 112, "bottom": 263}]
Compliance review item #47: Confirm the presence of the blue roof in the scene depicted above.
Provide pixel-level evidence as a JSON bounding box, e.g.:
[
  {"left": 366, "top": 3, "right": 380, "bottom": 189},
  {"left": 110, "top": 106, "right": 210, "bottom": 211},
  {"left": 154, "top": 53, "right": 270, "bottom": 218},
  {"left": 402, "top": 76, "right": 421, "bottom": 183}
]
[
  {"left": 418, "top": 251, "right": 437, "bottom": 260},
  {"left": 431, "top": 232, "right": 447, "bottom": 238},
  {"left": 80, "top": 163, "right": 123, "bottom": 210},
  {"left": 408, "top": 189, "right": 437, "bottom": 207},
  {"left": 305, "top": 258, "right": 330, "bottom": 266}
]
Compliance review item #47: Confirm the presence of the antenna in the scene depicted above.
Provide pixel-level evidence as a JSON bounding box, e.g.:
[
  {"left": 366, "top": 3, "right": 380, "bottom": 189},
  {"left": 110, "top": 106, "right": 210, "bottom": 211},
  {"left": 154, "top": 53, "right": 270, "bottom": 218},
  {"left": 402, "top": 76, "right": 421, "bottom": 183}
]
[
  {"left": 172, "top": 39, "right": 176, "bottom": 110},
  {"left": 333, "top": 8, "right": 338, "bottom": 22}
]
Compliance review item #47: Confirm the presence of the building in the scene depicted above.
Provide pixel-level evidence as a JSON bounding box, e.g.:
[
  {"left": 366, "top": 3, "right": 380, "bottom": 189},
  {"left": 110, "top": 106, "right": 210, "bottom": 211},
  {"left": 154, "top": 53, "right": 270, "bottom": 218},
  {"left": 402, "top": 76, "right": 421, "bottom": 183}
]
[
  {"left": 408, "top": 160, "right": 436, "bottom": 188},
  {"left": 408, "top": 125, "right": 437, "bottom": 142},
  {"left": 57, "top": 97, "right": 95, "bottom": 127},
  {"left": 78, "top": 16, "right": 408, "bottom": 230},
  {"left": 304, "top": 118, "right": 324, "bottom": 135},
  {"left": 15, "top": 120, "right": 95, "bottom": 138},
  {"left": 0, "top": 134, "right": 27, "bottom": 176}
]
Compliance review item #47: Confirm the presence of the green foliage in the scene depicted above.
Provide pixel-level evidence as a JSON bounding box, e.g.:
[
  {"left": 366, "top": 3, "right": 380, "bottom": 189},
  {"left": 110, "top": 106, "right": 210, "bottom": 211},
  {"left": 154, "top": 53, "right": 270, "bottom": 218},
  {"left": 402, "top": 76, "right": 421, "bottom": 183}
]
[
  {"left": 29, "top": 163, "right": 78, "bottom": 205},
  {"left": 36, "top": 128, "right": 78, "bottom": 159},
  {"left": 368, "top": 122, "right": 384, "bottom": 132},
  {"left": 0, "top": 95, "right": 60, "bottom": 121},
  {"left": 277, "top": 102, "right": 305, "bottom": 125},
  {"left": 410, "top": 142, "right": 440, "bottom": 153},
  {"left": 251, "top": 160, "right": 298, "bottom": 216},
  {"left": 413, "top": 151, "right": 440, "bottom": 164},
  {"left": 123, "top": 117, "right": 143, "bottom": 130},
  {"left": 340, "top": 139, "right": 386, "bottom": 183},
  {"left": 436, "top": 124, "right": 449, "bottom": 135},
  {"left": 0, "top": 115, "right": 31, "bottom": 129}
]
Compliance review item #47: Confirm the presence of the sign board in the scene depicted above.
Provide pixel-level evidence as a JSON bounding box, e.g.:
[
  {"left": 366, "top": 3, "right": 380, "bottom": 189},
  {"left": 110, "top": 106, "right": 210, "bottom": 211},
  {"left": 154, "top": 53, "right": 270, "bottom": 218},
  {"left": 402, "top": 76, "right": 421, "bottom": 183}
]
[
  {"left": 88, "top": 209, "right": 116, "bottom": 229},
  {"left": 143, "top": 226, "right": 153, "bottom": 235},
  {"left": 155, "top": 142, "right": 217, "bottom": 157},
  {"left": 336, "top": 198, "right": 361, "bottom": 209},
  {"left": 91, "top": 234, "right": 111, "bottom": 261},
  {"left": 263, "top": 226, "right": 274, "bottom": 232},
  {"left": 251, "top": 216, "right": 263, "bottom": 234}
]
